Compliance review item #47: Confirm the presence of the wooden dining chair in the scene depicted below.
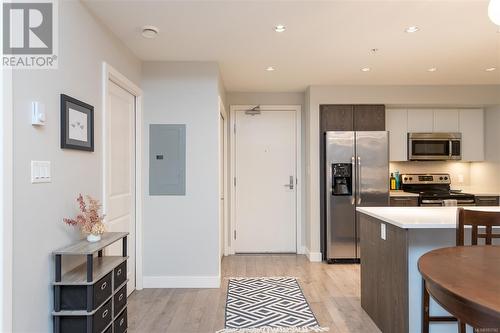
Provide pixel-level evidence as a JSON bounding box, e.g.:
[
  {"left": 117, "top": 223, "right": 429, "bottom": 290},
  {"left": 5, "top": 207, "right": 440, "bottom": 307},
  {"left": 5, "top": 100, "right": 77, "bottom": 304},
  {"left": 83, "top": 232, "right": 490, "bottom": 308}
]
[{"left": 422, "top": 208, "right": 500, "bottom": 333}]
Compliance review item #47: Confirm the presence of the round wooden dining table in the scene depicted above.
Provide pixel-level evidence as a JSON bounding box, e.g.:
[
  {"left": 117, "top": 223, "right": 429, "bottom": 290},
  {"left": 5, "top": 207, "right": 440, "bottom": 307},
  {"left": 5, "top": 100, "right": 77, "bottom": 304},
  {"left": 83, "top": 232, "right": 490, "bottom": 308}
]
[{"left": 418, "top": 246, "right": 500, "bottom": 329}]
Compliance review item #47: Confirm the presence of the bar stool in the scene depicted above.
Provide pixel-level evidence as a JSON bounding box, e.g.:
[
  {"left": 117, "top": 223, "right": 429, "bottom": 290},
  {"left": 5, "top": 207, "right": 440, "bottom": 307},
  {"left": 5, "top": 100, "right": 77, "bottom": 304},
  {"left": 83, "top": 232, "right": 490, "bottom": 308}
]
[{"left": 421, "top": 208, "right": 500, "bottom": 333}]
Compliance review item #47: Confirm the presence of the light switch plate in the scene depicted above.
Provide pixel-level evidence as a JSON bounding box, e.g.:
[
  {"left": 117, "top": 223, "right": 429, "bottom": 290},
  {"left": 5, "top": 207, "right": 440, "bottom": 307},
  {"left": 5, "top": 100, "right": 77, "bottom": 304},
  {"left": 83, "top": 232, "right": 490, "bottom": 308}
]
[
  {"left": 31, "top": 161, "right": 51, "bottom": 183},
  {"left": 381, "top": 223, "right": 386, "bottom": 240}
]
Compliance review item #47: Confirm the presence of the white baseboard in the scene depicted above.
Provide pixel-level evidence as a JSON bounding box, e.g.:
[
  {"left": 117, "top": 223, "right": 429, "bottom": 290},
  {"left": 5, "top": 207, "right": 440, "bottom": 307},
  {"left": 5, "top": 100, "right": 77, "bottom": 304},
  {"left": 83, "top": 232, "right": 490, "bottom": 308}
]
[
  {"left": 297, "top": 246, "right": 306, "bottom": 255},
  {"left": 304, "top": 248, "right": 322, "bottom": 262},
  {"left": 143, "top": 275, "right": 221, "bottom": 288},
  {"left": 224, "top": 246, "right": 235, "bottom": 256}
]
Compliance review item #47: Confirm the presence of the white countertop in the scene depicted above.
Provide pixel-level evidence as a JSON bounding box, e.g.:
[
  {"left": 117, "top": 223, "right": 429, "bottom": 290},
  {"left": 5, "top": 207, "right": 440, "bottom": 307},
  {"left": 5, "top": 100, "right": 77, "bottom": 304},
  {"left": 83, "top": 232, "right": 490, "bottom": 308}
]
[
  {"left": 356, "top": 206, "right": 500, "bottom": 229},
  {"left": 389, "top": 191, "right": 419, "bottom": 197}
]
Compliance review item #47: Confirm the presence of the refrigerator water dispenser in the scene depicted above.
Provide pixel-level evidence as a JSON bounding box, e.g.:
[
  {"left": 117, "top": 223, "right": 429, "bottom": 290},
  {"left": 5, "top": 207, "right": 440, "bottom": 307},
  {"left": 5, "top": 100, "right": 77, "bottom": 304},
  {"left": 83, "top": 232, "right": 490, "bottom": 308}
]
[{"left": 331, "top": 163, "right": 352, "bottom": 196}]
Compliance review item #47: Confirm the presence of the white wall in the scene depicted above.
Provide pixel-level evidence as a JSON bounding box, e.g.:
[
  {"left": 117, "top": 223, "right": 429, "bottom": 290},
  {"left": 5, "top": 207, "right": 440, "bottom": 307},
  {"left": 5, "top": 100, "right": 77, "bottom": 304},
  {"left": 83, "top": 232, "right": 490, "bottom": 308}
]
[
  {"left": 471, "top": 105, "right": 500, "bottom": 192},
  {"left": 390, "top": 162, "right": 472, "bottom": 188},
  {"left": 11, "top": 2, "right": 141, "bottom": 331},
  {"left": 226, "top": 92, "right": 304, "bottom": 106},
  {"left": 306, "top": 85, "right": 500, "bottom": 256},
  {"left": 1, "top": 10, "right": 14, "bottom": 332},
  {"left": 142, "top": 62, "right": 221, "bottom": 288},
  {"left": 1, "top": 67, "right": 13, "bottom": 333}
]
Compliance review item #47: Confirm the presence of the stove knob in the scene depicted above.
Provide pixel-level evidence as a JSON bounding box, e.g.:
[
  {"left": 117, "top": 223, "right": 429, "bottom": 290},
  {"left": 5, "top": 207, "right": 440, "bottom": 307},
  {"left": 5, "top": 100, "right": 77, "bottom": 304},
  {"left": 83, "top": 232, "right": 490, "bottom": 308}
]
[
  {"left": 444, "top": 177, "right": 448, "bottom": 180},
  {"left": 404, "top": 177, "right": 408, "bottom": 181},
  {"left": 439, "top": 177, "right": 443, "bottom": 180},
  {"left": 409, "top": 177, "right": 413, "bottom": 181}
]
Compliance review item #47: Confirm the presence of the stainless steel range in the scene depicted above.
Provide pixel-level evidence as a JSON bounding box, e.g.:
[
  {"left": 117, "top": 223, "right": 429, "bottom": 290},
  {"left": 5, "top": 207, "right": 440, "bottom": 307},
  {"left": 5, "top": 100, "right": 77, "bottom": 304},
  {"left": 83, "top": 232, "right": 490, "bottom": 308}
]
[{"left": 400, "top": 173, "right": 475, "bottom": 206}]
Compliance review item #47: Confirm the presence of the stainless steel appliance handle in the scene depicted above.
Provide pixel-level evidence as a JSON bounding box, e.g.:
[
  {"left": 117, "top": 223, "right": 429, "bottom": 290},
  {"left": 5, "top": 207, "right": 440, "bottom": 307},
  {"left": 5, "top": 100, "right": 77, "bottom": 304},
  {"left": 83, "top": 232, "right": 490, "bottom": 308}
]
[
  {"left": 283, "top": 176, "right": 294, "bottom": 190},
  {"left": 421, "top": 199, "right": 444, "bottom": 204},
  {"left": 357, "top": 156, "right": 361, "bottom": 204},
  {"left": 449, "top": 140, "right": 452, "bottom": 157},
  {"left": 457, "top": 199, "right": 476, "bottom": 204},
  {"left": 328, "top": 163, "right": 332, "bottom": 195},
  {"left": 351, "top": 156, "right": 356, "bottom": 205}
]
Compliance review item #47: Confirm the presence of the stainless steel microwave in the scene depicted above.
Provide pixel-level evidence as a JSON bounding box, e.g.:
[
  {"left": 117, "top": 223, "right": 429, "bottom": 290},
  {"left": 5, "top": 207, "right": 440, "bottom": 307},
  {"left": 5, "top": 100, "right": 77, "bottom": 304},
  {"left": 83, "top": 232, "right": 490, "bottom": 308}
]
[{"left": 408, "top": 133, "right": 462, "bottom": 161}]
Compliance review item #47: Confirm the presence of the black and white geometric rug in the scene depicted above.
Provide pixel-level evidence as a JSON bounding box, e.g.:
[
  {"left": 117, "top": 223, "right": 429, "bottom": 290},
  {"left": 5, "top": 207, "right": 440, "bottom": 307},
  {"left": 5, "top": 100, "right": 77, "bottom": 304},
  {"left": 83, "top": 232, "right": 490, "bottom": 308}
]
[{"left": 216, "top": 277, "right": 329, "bottom": 333}]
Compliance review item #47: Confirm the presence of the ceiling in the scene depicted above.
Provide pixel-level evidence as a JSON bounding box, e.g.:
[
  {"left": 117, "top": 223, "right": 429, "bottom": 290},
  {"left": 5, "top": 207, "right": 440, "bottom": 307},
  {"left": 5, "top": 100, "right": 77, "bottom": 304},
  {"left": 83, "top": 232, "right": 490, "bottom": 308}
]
[{"left": 84, "top": 0, "right": 500, "bottom": 92}]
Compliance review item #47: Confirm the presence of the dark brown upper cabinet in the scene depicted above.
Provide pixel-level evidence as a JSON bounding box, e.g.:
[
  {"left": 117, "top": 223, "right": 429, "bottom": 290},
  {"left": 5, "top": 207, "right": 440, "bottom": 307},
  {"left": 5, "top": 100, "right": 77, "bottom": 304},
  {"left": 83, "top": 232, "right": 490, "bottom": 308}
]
[
  {"left": 320, "top": 105, "right": 354, "bottom": 131},
  {"left": 320, "top": 104, "right": 385, "bottom": 132},
  {"left": 353, "top": 105, "right": 385, "bottom": 131}
]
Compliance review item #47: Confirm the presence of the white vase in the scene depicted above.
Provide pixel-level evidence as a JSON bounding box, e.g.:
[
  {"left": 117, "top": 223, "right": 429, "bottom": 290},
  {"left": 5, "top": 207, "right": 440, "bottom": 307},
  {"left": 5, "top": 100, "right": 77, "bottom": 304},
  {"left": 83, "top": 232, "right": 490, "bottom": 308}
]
[{"left": 87, "top": 234, "right": 101, "bottom": 242}]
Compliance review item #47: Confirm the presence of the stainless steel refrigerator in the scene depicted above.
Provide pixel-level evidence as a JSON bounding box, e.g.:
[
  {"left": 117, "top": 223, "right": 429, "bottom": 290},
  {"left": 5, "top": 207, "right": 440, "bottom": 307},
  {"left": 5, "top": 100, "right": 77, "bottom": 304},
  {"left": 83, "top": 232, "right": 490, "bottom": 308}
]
[{"left": 325, "top": 131, "right": 389, "bottom": 263}]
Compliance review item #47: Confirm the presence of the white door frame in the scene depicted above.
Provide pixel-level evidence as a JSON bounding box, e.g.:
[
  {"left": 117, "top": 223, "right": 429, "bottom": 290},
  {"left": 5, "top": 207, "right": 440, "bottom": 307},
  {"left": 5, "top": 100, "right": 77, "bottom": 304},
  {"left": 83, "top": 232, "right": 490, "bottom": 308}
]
[
  {"left": 1, "top": 66, "right": 13, "bottom": 332},
  {"left": 219, "top": 98, "right": 229, "bottom": 261},
  {"left": 102, "top": 63, "right": 144, "bottom": 290},
  {"left": 228, "top": 105, "right": 302, "bottom": 255}
]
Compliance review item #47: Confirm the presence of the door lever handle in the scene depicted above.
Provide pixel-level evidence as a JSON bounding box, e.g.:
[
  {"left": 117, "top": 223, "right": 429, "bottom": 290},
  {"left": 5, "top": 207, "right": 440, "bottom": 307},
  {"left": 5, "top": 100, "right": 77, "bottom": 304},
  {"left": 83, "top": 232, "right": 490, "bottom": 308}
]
[{"left": 283, "top": 176, "right": 294, "bottom": 190}]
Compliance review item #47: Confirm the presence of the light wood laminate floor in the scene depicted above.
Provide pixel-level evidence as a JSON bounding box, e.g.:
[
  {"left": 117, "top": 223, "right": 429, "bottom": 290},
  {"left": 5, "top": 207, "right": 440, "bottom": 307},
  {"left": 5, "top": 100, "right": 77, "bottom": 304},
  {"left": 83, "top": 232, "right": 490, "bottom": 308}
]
[{"left": 128, "top": 255, "right": 381, "bottom": 333}]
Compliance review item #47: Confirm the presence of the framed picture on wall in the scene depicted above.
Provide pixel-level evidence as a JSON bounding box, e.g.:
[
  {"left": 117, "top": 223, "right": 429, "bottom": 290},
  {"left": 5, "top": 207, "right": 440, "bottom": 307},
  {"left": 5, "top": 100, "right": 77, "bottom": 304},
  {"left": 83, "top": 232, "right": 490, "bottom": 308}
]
[{"left": 60, "top": 94, "right": 94, "bottom": 151}]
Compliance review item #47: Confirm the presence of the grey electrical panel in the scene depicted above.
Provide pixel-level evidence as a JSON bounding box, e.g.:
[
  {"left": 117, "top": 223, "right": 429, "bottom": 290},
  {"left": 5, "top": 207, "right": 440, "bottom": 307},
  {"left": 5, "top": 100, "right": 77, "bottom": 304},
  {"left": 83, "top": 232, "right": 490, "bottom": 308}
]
[{"left": 149, "top": 124, "right": 186, "bottom": 195}]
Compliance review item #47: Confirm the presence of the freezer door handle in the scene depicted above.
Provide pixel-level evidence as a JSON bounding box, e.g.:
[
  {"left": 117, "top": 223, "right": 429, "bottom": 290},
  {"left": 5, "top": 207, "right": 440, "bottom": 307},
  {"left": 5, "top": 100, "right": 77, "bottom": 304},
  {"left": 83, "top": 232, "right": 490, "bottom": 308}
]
[
  {"left": 357, "top": 156, "right": 362, "bottom": 204},
  {"left": 351, "top": 156, "right": 356, "bottom": 205}
]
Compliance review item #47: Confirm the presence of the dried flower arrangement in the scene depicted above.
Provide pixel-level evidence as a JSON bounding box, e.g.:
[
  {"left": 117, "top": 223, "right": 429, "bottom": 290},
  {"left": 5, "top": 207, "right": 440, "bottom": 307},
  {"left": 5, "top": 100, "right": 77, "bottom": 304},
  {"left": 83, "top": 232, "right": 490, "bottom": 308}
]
[{"left": 64, "top": 194, "right": 105, "bottom": 242}]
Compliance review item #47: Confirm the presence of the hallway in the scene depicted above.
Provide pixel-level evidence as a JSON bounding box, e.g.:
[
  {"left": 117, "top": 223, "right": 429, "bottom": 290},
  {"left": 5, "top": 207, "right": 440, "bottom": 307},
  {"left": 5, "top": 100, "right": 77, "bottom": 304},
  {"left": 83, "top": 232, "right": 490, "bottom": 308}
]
[{"left": 128, "top": 255, "right": 380, "bottom": 333}]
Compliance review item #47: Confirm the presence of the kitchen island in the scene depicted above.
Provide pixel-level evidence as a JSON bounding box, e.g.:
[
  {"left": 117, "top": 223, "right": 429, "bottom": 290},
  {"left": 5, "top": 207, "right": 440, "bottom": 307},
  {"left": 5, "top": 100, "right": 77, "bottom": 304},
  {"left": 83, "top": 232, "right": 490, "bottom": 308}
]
[{"left": 356, "top": 206, "right": 500, "bottom": 333}]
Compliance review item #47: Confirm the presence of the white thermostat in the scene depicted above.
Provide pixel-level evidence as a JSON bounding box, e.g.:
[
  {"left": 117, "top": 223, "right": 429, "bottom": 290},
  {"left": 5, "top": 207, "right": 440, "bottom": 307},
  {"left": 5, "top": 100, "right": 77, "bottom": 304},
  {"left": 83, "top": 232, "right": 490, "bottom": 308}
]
[{"left": 32, "top": 102, "right": 46, "bottom": 126}]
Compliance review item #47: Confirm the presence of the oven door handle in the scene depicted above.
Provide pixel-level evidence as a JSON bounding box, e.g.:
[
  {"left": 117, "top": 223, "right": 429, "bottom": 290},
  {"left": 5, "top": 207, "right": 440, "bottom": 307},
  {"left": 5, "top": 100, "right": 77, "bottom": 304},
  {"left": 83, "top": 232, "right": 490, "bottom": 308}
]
[
  {"left": 421, "top": 199, "right": 443, "bottom": 204},
  {"left": 421, "top": 199, "right": 476, "bottom": 205},
  {"left": 457, "top": 199, "right": 476, "bottom": 205}
]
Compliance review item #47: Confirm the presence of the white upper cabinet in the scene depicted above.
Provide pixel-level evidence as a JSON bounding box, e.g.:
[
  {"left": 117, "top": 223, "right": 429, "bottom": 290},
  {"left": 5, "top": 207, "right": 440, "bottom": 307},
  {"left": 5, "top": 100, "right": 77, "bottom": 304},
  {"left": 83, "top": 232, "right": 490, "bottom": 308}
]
[
  {"left": 386, "top": 108, "right": 485, "bottom": 162},
  {"left": 407, "top": 109, "right": 434, "bottom": 132},
  {"left": 433, "top": 109, "right": 459, "bottom": 132},
  {"left": 386, "top": 109, "right": 408, "bottom": 161},
  {"left": 459, "top": 109, "right": 484, "bottom": 161}
]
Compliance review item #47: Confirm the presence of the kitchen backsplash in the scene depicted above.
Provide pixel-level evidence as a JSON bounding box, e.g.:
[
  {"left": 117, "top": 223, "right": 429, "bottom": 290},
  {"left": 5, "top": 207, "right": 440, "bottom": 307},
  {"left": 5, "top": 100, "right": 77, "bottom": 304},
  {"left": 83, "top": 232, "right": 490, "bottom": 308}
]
[{"left": 390, "top": 161, "right": 471, "bottom": 187}]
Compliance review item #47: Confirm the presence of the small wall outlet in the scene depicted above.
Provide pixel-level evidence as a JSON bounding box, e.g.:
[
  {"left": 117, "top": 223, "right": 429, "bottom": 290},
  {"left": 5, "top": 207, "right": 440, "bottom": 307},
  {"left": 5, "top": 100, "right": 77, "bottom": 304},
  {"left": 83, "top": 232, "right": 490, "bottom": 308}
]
[
  {"left": 31, "top": 161, "right": 51, "bottom": 183},
  {"left": 381, "top": 223, "right": 386, "bottom": 240}
]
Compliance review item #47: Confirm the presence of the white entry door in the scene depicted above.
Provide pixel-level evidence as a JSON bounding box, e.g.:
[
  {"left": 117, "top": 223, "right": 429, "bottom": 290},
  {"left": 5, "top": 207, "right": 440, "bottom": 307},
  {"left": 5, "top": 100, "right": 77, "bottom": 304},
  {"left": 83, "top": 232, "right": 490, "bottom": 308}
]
[
  {"left": 105, "top": 80, "right": 136, "bottom": 295},
  {"left": 234, "top": 110, "right": 297, "bottom": 253}
]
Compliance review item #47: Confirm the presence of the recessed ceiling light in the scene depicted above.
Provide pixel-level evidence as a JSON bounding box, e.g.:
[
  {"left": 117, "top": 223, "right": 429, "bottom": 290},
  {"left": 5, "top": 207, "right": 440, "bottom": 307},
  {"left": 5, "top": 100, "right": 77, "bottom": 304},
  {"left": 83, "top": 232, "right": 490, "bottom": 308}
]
[
  {"left": 265, "top": 66, "right": 275, "bottom": 72},
  {"left": 485, "top": 67, "right": 497, "bottom": 72},
  {"left": 427, "top": 67, "right": 438, "bottom": 72},
  {"left": 361, "top": 67, "right": 371, "bottom": 72},
  {"left": 141, "top": 25, "right": 159, "bottom": 39},
  {"left": 488, "top": 0, "right": 500, "bottom": 26},
  {"left": 405, "top": 26, "right": 419, "bottom": 33},
  {"left": 274, "top": 25, "right": 286, "bottom": 33}
]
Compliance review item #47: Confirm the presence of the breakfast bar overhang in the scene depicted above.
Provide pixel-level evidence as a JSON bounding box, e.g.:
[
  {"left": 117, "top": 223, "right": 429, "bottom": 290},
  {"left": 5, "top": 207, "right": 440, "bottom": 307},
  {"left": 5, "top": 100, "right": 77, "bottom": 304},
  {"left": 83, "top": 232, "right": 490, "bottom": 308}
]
[{"left": 356, "top": 206, "right": 500, "bottom": 333}]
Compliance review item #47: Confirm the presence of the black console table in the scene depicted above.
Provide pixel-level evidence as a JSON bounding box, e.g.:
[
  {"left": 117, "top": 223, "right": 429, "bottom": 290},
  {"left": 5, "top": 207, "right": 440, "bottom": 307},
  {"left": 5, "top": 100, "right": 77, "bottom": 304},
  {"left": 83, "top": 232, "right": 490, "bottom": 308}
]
[{"left": 52, "top": 232, "right": 129, "bottom": 333}]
